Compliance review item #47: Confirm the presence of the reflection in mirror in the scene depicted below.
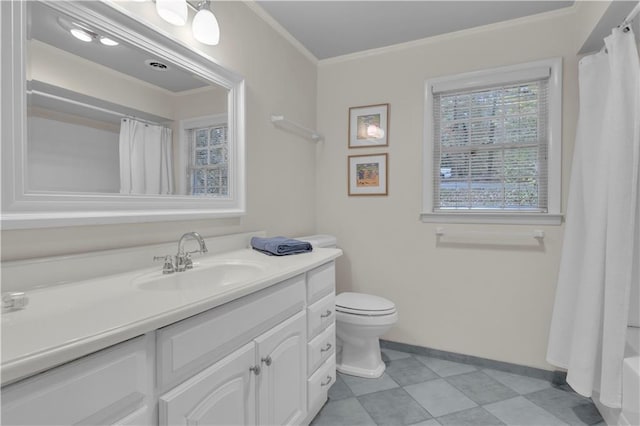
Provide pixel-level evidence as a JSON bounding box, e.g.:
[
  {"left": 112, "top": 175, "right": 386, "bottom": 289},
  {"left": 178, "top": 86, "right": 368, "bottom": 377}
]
[{"left": 26, "top": 2, "right": 230, "bottom": 197}]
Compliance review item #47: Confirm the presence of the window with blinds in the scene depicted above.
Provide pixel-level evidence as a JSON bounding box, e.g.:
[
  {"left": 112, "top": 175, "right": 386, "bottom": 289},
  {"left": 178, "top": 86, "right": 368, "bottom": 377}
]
[
  {"left": 422, "top": 59, "right": 562, "bottom": 224},
  {"left": 188, "top": 124, "right": 229, "bottom": 196},
  {"left": 433, "top": 79, "right": 548, "bottom": 211}
]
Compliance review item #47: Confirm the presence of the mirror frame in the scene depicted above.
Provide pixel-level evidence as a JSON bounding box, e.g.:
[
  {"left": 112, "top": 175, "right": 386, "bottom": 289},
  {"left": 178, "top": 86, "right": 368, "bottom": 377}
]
[{"left": 1, "top": 0, "right": 246, "bottom": 229}]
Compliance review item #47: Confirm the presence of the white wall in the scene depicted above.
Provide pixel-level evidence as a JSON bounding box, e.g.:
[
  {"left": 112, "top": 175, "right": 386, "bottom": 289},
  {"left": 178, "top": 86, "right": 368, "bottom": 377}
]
[
  {"left": 28, "top": 115, "right": 120, "bottom": 193},
  {"left": 316, "top": 3, "right": 608, "bottom": 370},
  {"left": 1, "top": 1, "right": 318, "bottom": 260},
  {"left": 28, "top": 40, "right": 175, "bottom": 119},
  {"left": 172, "top": 86, "right": 228, "bottom": 120}
]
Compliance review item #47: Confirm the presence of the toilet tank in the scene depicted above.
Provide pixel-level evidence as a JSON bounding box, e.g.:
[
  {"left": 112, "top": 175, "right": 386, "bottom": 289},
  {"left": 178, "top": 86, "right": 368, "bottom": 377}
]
[{"left": 297, "top": 234, "right": 337, "bottom": 248}]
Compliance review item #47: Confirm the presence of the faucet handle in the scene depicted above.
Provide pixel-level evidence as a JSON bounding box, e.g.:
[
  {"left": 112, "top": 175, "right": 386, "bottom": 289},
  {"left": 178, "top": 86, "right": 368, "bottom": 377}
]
[
  {"left": 183, "top": 253, "right": 194, "bottom": 270},
  {"left": 154, "top": 255, "right": 175, "bottom": 274},
  {"left": 2, "top": 292, "right": 29, "bottom": 311}
]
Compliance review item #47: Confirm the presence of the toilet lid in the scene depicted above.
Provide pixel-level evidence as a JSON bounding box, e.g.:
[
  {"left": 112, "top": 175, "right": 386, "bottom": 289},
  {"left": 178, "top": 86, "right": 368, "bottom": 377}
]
[{"left": 335, "top": 292, "right": 396, "bottom": 316}]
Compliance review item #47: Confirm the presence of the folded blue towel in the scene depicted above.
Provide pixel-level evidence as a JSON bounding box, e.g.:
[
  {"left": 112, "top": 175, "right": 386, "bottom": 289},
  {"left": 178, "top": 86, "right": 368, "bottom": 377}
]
[{"left": 251, "top": 236, "right": 313, "bottom": 256}]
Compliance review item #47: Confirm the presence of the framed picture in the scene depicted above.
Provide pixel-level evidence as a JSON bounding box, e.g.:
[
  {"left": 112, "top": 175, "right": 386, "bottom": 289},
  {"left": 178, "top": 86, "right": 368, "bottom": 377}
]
[
  {"left": 348, "top": 153, "right": 388, "bottom": 196},
  {"left": 348, "top": 103, "right": 389, "bottom": 148}
]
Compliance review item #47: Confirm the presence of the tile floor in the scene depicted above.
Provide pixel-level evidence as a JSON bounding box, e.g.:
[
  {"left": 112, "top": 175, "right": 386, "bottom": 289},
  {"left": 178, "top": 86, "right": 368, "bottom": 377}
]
[{"left": 311, "top": 348, "right": 604, "bottom": 426}]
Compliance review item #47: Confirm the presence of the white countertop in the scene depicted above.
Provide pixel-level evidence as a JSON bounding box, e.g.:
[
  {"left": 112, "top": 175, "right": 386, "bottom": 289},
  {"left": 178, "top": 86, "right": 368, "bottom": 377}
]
[{"left": 1, "top": 247, "right": 342, "bottom": 385}]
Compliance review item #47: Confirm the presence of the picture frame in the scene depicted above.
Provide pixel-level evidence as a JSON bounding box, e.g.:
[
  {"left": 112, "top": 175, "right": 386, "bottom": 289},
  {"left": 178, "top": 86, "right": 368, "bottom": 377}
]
[
  {"left": 348, "top": 153, "right": 388, "bottom": 196},
  {"left": 348, "top": 103, "right": 389, "bottom": 148}
]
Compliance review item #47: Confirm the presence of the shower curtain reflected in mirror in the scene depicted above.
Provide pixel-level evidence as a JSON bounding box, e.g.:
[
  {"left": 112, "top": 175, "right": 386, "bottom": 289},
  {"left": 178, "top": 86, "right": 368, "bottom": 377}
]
[
  {"left": 547, "top": 27, "right": 640, "bottom": 408},
  {"left": 119, "top": 118, "right": 174, "bottom": 195}
]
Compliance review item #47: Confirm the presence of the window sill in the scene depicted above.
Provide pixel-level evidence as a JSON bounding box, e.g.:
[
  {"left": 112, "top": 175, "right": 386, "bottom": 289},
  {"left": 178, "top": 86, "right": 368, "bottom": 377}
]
[{"left": 420, "top": 212, "right": 563, "bottom": 225}]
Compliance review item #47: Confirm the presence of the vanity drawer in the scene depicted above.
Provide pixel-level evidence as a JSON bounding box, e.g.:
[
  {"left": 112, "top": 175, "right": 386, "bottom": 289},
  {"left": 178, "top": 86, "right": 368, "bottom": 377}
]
[
  {"left": 307, "top": 354, "right": 336, "bottom": 415},
  {"left": 307, "top": 292, "right": 335, "bottom": 340},
  {"left": 157, "top": 275, "right": 305, "bottom": 391},
  {"left": 307, "top": 261, "right": 335, "bottom": 304},
  {"left": 1, "top": 336, "right": 153, "bottom": 426},
  {"left": 307, "top": 323, "right": 335, "bottom": 375}
]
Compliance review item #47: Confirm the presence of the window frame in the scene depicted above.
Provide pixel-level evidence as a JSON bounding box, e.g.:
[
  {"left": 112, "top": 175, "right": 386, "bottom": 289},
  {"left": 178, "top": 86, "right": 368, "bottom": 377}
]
[
  {"left": 178, "top": 114, "right": 230, "bottom": 197},
  {"left": 421, "top": 58, "right": 563, "bottom": 225}
]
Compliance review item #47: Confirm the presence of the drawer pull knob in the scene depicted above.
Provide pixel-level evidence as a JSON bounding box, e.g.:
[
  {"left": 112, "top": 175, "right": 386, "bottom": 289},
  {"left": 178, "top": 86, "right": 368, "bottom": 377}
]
[
  {"left": 249, "top": 365, "right": 261, "bottom": 375},
  {"left": 261, "top": 356, "right": 272, "bottom": 366},
  {"left": 321, "top": 343, "right": 332, "bottom": 353},
  {"left": 321, "top": 375, "right": 332, "bottom": 386},
  {"left": 320, "top": 310, "right": 332, "bottom": 318}
]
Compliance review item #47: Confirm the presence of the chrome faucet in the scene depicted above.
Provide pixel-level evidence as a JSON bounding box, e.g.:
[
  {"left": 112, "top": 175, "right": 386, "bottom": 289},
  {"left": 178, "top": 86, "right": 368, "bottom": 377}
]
[
  {"left": 176, "top": 232, "right": 208, "bottom": 272},
  {"left": 154, "top": 232, "right": 208, "bottom": 274}
]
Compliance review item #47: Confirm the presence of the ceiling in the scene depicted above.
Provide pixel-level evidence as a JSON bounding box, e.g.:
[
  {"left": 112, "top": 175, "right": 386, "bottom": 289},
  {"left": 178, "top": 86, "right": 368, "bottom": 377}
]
[
  {"left": 255, "top": 1, "right": 575, "bottom": 60},
  {"left": 29, "top": 2, "right": 211, "bottom": 93}
]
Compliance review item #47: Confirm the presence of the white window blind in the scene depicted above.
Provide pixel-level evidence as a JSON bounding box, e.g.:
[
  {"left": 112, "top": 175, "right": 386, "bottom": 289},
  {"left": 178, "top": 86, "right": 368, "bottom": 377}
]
[{"left": 432, "top": 78, "right": 549, "bottom": 212}]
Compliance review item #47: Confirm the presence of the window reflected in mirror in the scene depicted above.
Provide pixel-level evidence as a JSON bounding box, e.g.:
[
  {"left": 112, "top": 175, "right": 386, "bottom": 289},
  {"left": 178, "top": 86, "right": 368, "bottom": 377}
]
[{"left": 181, "top": 114, "right": 229, "bottom": 197}]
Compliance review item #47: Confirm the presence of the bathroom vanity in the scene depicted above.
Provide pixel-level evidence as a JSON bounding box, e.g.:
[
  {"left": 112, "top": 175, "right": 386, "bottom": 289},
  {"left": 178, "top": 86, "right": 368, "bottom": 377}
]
[
  {"left": 0, "top": 0, "right": 340, "bottom": 422},
  {"left": 1, "top": 237, "right": 341, "bottom": 425}
]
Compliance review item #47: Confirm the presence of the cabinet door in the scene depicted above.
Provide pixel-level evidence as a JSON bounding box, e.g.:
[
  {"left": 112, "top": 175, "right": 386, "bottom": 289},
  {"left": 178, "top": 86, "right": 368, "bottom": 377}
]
[
  {"left": 159, "top": 342, "right": 256, "bottom": 426},
  {"left": 1, "top": 336, "right": 153, "bottom": 426},
  {"left": 115, "top": 406, "right": 152, "bottom": 425},
  {"left": 156, "top": 275, "right": 305, "bottom": 392},
  {"left": 255, "top": 311, "right": 307, "bottom": 426}
]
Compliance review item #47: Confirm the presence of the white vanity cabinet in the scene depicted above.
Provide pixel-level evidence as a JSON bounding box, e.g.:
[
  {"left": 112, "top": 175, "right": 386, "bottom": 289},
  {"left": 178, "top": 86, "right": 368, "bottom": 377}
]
[
  {"left": 155, "top": 275, "right": 306, "bottom": 393},
  {"left": 1, "top": 259, "right": 338, "bottom": 426},
  {"left": 1, "top": 335, "right": 155, "bottom": 425},
  {"left": 157, "top": 275, "right": 309, "bottom": 426},
  {"left": 160, "top": 311, "right": 307, "bottom": 426},
  {"left": 159, "top": 261, "right": 337, "bottom": 426},
  {"left": 305, "top": 262, "right": 337, "bottom": 421}
]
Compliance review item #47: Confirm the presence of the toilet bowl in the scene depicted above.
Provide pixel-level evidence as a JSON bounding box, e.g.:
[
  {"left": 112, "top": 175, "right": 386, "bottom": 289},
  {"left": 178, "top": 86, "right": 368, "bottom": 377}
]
[
  {"left": 297, "top": 235, "right": 399, "bottom": 379},
  {"left": 335, "top": 292, "right": 398, "bottom": 378}
]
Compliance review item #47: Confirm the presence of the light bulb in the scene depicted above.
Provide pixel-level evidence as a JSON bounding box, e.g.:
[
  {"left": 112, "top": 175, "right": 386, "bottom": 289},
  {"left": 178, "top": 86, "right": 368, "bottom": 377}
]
[
  {"left": 192, "top": 7, "right": 220, "bottom": 45},
  {"left": 156, "top": 0, "right": 188, "bottom": 26},
  {"left": 99, "top": 36, "right": 119, "bottom": 46},
  {"left": 70, "top": 28, "right": 92, "bottom": 42}
]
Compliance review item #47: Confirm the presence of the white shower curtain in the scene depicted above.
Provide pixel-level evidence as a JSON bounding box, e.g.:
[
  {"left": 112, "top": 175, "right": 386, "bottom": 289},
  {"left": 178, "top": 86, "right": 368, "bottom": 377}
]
[
  {"left": 119, "top": 118, "right": 174, "bottom": 195},
  {"left": 547, "top": 27, "right": 640, "bottom": 408}
]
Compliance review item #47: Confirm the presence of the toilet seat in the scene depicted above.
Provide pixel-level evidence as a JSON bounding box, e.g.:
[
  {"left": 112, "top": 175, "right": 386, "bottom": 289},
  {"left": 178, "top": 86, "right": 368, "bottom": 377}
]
[
  {"left": 335, "top": 292, "right": 396, "bottom": 316},
  {"left": 336, "top": 306, "right": 396, "bottom": 316}
]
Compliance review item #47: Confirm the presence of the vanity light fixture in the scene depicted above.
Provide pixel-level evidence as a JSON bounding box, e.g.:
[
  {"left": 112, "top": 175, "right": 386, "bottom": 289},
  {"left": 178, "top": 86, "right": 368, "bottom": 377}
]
[
  {"left": 192, "top": 1, "right": 220, "bottom": 45},
  {"left": 70, "top": 27, "right": 93, "bottom": 42},
  {"left": 153, "top": 0, "right": 220, "bottom": 45},
  {"left": 99, "top": 36, "right": 119, "bottom": 46},
  {"left": 59, "top": 17, "right": 119, "bottom": 47},
  {"left": 156, "top": 0, "right": 188, "bottom": 26}
]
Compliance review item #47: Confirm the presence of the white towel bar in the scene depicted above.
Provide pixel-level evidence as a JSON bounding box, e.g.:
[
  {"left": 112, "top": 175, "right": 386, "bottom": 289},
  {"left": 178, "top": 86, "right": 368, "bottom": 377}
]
[{"left": 435, "top": 227, "right": 545, "bottom": 240}]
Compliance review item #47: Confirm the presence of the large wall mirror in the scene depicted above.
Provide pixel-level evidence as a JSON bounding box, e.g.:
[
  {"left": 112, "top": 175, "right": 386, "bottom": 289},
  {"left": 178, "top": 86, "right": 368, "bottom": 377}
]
[{"left": 1, "top": 1, "right": 246, "bottom": 229}]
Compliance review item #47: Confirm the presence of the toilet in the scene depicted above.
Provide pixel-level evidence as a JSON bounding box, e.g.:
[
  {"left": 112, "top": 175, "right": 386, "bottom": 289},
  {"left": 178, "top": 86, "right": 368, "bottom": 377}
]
[
  {"left": 335, "top": 292, "right": 398, "bottom": 378},
  {"left": 298, "top": 235, "right": 398, "bottom": 378}
]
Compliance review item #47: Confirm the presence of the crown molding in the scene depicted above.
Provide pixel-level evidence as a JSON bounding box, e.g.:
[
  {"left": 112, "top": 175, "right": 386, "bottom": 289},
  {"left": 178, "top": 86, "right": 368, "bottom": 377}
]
[
  {"left": 318, "top": 3, "right": 579, "bottom": 66},
  {"left": 243, "top": 0, "right": 319, "bottom": 65}
]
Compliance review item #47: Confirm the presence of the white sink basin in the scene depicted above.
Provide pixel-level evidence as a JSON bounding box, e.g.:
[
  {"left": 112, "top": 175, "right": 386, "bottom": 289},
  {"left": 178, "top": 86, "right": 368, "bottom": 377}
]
[{"left": 135, "top": 260, "right": 271, "bottom": 292}]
